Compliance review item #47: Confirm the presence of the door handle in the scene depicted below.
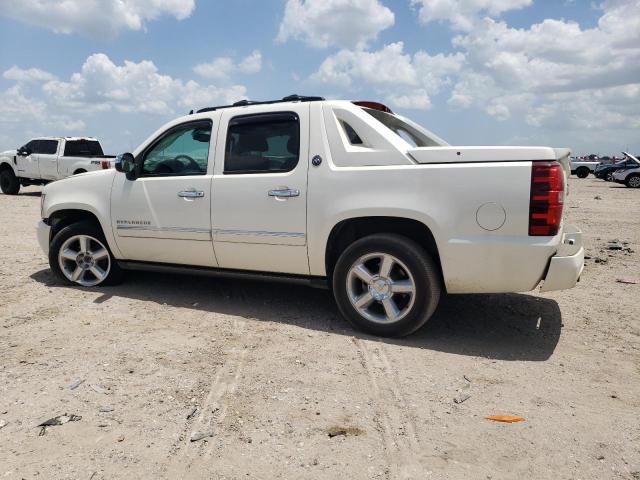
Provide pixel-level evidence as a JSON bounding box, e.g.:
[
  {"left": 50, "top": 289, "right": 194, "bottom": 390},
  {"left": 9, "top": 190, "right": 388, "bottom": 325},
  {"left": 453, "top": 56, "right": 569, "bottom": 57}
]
[
  {"left": 178, "top": 190, "right": 205, "bottom": 198},
  {"left": 268, "top": 188, "right": 300, "bottom": 198}
]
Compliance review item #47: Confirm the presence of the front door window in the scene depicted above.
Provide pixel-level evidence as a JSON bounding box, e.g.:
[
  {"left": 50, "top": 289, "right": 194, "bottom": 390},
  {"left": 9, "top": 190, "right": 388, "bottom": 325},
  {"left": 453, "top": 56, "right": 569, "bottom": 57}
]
[{"left": 142, "top": 121, "right": 212, "bottom": 177}]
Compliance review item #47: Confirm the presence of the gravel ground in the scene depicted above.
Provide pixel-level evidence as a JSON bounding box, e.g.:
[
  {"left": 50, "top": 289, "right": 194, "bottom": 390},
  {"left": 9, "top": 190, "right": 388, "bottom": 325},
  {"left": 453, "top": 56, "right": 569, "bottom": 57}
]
[{"left": 1, "top": 177, "right": 639, "bottom": 480}]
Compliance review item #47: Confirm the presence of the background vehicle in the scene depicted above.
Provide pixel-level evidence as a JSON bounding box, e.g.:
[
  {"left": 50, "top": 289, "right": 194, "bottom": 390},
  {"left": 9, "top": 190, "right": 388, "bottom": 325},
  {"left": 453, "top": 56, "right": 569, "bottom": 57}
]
[
  {"left": 570, "top": 157, "right": 600, "bottom": 178},
  {"left": 0, "top": 137, "right": 114, "bottom": 195},
  {"left": 37, "top": 95, "right": 584, "bottom": 337},
  {"left": 613, "top": 153, "right": 640, "bottom": 187},
  {"left": 594, "top": 153, "right": 640, "bottom": 181}
]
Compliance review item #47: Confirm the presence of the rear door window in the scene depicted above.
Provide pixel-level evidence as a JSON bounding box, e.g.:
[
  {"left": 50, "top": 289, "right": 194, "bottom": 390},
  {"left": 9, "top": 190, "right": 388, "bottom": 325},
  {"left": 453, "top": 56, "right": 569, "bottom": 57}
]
[
  {"left": 224, "top": 112, "right": 299, "bottom": 174},
  {"left": 39, "top": 140, "right": 59, "bottom": 155}
]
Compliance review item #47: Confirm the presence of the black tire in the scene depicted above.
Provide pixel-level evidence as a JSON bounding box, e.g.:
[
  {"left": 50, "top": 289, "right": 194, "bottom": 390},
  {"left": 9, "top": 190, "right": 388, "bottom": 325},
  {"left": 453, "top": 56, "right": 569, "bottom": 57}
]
[
  {"left": 0, "top": 168, "right": 20, "bottom": 195},
  {"left": 625, "top": 174, "right": 640, "bottom": 188},
  {"left": 73, "top": 169, "right": 87, "bottom": 175},
  {"left": 332, "top": 233, "right": 441, "bottom": 337},
  {"left": 49, "top": 221, "right": 123, "bottom": 286},
  {"left": 576, "top": 167, "right": 590, "bottom": 179},
  {"left": 605, "top": 172, "right": 614, "bottom": 182}
]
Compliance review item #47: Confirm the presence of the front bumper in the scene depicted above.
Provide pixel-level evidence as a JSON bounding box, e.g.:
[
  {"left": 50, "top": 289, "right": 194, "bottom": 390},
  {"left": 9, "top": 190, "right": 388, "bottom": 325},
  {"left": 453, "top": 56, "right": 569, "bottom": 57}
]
[
  {"left": 37, "top": 220, "right": 51, "bottom": 257},
  {"left": 540, "top": 225, "right": 584, "bottom": 292}
]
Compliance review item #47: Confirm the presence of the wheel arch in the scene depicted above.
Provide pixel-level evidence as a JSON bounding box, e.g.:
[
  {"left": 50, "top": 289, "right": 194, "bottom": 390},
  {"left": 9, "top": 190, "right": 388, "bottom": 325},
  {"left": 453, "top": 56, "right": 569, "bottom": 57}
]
[
  {"left": 324, "top": 216, "right": 444, "bottom": 289},
  {"left": 48, "top": 208, "right": 104, "bottom": 239},
  {"left": 0, "top": 161, "right": 15, "bottom": 173}
]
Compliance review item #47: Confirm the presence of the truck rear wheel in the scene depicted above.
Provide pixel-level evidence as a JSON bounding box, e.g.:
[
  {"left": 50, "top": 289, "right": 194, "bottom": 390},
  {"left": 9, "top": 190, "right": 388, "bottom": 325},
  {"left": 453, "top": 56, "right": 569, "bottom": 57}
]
[
  {"left": 49, "top": 221, "right": 123, "bottom": 287},
  {"left": 332, "top": 233, "right": 441, "bottom": 337},
  {"left": 0, "top": 168, "right": 20, "bottom": 195},
  {"left": 576, "top": 167, "right": 590, "bottom": 178}
]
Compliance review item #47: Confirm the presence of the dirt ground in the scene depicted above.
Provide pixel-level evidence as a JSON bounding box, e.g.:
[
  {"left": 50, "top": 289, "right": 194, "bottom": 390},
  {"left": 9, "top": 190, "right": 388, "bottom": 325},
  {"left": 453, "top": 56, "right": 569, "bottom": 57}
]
[{"left": 1, "top": 177, "right": 638, "bottom": 480}]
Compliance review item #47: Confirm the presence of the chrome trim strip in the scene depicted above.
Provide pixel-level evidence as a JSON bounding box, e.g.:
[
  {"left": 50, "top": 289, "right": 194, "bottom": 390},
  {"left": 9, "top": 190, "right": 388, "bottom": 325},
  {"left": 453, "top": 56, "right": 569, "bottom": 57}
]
[
  {"left": 213, "top": 229, "right": 305, "bottom": 238},
  {"left": 116, "top": 225, "right": 211, "bottom": 234},
  {"left": 116, "top": 225, "right": 305, "bottom": 238}
]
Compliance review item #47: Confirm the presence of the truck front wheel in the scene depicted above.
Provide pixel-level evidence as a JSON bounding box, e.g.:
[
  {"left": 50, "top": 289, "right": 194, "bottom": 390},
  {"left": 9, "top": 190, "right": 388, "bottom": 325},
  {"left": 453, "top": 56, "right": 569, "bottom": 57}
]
[
  {"left": 332, "top": 233, "right": 441, "bottom": 337},
  {"left": 49, "top": 221, "right": 123, "bottom": 287},
  {"left": 0, "top": 168, "right": 20, "bottom": 195}
]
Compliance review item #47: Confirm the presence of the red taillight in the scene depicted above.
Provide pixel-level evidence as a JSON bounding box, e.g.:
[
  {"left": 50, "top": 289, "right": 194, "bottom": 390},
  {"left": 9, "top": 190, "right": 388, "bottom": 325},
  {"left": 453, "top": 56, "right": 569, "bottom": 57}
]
[
  {"left": 529, "top": 161, "right": 564, "bottom": 236},
  {"left": 352, "top": 101, "right": 393, "bottom": 114},
  {"left": 101, "top": 160, "right": 111, "bottom": 170}
]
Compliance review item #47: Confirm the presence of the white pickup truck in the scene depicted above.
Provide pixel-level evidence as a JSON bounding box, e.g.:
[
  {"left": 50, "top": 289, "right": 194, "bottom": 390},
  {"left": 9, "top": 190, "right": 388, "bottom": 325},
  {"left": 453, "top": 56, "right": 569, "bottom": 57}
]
[
  {"left": 0, "top": 137, "right": 114, "bottom": 195},
  {"left": 569, "top": 157, "right": 600, "bottom": 178},
  {"left": 36, "top": 95, "right": 584, "bottom": 337}
]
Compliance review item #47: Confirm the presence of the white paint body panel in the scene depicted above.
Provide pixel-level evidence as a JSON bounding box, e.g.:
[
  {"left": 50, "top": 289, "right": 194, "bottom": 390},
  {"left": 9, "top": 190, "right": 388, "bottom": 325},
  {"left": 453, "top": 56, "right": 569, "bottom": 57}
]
[
  {"left": 570, "top": 160, "right": 600, "bottom": 172},
  {"left": 39, "top": 100, "right": 582, "bottom": 294},
  {"left": 210, "top": 104, "right": 311, "bottom": 274}
]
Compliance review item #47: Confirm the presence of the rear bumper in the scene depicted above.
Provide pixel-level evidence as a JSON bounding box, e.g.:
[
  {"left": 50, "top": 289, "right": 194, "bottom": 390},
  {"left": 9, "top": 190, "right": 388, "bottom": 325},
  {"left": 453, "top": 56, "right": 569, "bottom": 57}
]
[
  {"left": 37, "top": 220, "right": 51, "bottom": 257},
  {"left": 540, "top": 225, "right": 584, "bottom": 292}
]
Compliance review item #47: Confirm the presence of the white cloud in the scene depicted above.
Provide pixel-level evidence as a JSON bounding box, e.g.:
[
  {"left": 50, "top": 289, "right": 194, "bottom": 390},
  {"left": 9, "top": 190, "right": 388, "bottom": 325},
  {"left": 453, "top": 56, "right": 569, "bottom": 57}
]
[
  {"left": 3, "top": 66, "right": 57, "bottom": 83},
  {"left": 312, "top": 42, "right": 463, "bottom": 110},
  {"left": 0, "top": 85, "right": 47, "bottom": 123},
  {"left": 0, "top": 85, "right": 86, "bottom": 133},
  {"left": 446, "top": 0, "right": 640, "bottom": 134},
  {"left": 277, "top": 0, "right": 394, "bottom": 49},
  {"left": 411, "top": 0, "right": 532, "bottom": 31},
  {"left": 387, "top": 90, "right": 432, "bottom": 110},
  {"left": 194, "top": 50, "right": 262, "bottom": 80},
  {"left": 0, "top": 0, "right": 195, "bottom": 38},
  {"left": 39, "top": 53, "right": 246, "bottom": 115},
  {"left": 0, "top": 53, "right": 248, "bottom": 149}
]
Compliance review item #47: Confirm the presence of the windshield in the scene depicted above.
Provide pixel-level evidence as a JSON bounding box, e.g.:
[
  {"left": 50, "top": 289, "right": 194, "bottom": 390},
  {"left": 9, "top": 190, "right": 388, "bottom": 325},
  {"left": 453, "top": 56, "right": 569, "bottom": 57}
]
[{"left": 361, "top": 108, "right": 445, "bottom": 147}]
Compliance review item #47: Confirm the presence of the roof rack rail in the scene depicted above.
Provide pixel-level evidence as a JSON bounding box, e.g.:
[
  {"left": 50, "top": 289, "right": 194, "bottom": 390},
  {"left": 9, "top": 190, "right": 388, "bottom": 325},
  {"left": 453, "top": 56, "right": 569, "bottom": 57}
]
[{"left": 194, "top": 94, "right": 325, "bottom": 114}]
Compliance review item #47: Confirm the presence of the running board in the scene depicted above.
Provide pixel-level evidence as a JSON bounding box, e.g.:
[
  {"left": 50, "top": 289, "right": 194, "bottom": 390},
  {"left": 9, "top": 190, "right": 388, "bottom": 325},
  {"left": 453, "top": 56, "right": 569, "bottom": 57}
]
[{"left": 117, "top": 260, "right": 329, "bottom": 289}]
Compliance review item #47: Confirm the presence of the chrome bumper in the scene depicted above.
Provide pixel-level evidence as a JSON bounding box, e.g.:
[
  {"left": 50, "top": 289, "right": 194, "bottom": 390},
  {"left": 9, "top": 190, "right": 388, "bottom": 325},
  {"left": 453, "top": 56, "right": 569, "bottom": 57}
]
[
  {"left": 540, "top": 225, "right": 584, "bottom": 292},
  {"left": 37, "top": 220, "right": 51, "bottom": 257}
]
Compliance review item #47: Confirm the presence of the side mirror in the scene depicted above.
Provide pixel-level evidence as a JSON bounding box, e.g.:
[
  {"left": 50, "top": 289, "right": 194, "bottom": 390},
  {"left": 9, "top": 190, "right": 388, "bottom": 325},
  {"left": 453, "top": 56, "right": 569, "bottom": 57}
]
[
  {"left": 17, "top": 147, "right": 30, "bottom": 156},
  {"left": 115, "top": 152, "right": 139, "bottom": 180}
]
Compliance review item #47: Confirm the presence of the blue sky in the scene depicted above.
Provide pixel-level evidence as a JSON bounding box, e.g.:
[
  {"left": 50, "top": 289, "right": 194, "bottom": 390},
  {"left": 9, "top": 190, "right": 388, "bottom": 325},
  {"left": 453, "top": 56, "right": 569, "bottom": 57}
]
[{"left": 0, "top": 0, "right": 638, "bottom": 155}]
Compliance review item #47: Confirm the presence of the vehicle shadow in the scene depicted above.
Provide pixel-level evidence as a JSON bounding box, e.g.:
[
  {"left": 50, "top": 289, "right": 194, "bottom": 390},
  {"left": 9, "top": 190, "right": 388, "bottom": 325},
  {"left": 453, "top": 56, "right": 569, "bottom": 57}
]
[
  {"left": 0, "top": 191, "right": 43, "bottom": 197},
  {"left": 30, "top": 269, "right": 561, "bottom": 361}
]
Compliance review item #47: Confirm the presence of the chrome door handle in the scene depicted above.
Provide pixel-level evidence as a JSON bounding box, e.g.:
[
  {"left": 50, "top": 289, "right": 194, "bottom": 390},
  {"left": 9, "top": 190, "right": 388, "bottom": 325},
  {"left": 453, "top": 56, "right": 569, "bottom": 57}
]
[
  {"left": 268, "top": 188, "right": 300, "bottom": 198},
  {"left": 178, "top": 190, "right": 205, "bottom": 198}
]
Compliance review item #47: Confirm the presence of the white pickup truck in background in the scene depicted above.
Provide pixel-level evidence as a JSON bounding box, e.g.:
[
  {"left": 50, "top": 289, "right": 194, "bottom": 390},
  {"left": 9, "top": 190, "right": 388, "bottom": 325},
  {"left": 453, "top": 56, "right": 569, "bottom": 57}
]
[
  {"left": 37, "top": 95, "right": 584, "bottom": 337},
  {"left": 0, "top": 137, "right": 115, "bottom": 195},
  {"left": 569, "top": 157, "right": 600, "bottom": 178}
]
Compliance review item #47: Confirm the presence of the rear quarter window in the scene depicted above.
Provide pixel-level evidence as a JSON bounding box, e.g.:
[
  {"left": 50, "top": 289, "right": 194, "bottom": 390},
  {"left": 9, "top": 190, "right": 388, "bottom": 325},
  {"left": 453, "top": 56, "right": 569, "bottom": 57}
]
[{"left": 64, "top": 140, "right": 104, "bottom": 157}]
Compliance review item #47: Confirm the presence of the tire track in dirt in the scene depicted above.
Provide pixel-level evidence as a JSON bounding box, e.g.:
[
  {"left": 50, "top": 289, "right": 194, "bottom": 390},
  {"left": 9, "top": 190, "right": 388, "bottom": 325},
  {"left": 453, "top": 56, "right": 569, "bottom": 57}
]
[
  {"left": 352, "top": 337, "right": 425, "bottom": 479},
  {"left": 166, "top": 317, "right": 257, "bottom": 476}
]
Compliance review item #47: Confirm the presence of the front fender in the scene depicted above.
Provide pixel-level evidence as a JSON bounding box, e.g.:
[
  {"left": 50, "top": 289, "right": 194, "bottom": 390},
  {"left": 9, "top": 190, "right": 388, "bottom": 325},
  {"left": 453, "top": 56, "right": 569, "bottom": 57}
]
[{"left": 42, "top": 170, "right": 122, "bottom": 258}]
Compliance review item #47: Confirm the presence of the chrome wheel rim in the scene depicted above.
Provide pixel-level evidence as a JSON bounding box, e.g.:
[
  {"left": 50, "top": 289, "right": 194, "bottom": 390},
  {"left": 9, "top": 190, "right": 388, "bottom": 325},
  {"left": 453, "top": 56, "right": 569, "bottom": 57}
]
[
  {"left": 58, "top": 235, "right": 111, "bottom": 287},
  {"left": 346, "top": 252, "right": 416, "bottom": 324},
  {"left": 629, "top": 176, "right": 640, "bottom": 187}
]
